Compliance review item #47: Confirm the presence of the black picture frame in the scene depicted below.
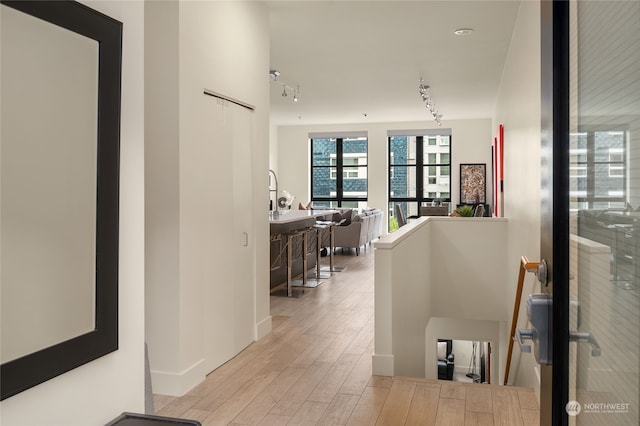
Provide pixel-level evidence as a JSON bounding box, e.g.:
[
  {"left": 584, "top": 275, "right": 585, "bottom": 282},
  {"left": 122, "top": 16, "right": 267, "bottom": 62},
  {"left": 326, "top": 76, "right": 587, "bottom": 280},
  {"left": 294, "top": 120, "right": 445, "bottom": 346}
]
[
  {"left": 0, "top": 0, "right": 122, "bottom": 400},
  {"left": 460, "top": 163, "right": 486, "bottom": 204}
]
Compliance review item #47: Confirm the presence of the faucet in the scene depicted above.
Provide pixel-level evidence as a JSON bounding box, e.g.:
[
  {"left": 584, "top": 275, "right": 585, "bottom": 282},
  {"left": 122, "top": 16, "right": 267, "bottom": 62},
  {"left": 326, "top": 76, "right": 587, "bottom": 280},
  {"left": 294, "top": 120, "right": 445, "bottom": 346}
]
[{"left": 269, "top": 169, "right": 278, "bottom": 211}]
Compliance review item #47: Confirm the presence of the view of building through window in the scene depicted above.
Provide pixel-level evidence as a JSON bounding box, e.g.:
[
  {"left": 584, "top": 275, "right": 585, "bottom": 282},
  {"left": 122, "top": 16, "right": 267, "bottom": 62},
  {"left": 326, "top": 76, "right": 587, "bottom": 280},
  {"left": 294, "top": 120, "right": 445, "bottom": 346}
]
[
  {"left": 311, "top": 136, "right": 368, "bottom": 208},
  {"left": 388, "top": 131, "right": 451, "bottom": 230},
  {"left": 570, "top": 130, "right": 626, "bottom": 211}
]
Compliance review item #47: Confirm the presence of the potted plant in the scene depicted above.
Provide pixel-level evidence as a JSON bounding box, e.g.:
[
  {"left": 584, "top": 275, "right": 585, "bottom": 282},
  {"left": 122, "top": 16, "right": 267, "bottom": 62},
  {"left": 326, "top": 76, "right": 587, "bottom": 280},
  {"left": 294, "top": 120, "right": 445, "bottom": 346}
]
[{"left": 452, "top": 205, "right": 474, "bottom": 217}]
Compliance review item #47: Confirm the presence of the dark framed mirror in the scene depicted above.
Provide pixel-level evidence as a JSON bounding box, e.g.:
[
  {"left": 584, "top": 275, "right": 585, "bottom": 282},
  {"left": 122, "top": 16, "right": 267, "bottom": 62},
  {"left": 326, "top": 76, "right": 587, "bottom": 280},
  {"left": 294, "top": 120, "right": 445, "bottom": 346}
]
[{"left": 0, "top": 0, "right": 122, "bottom": 400}]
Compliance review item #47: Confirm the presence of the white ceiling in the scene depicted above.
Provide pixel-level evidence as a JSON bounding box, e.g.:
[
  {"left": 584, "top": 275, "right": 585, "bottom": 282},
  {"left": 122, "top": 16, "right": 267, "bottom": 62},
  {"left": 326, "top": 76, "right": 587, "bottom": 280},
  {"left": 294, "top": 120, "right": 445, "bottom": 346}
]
[{"left": 268, "top": 0, "right": 522, "bottom": 127}]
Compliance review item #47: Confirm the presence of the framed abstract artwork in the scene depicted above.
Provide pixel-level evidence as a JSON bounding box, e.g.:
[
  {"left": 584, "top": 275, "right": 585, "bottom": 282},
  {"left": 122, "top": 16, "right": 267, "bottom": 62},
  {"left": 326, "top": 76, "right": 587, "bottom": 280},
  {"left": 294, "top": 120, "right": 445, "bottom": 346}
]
[{"left": 460, "top": 163, "right": 486, "bottom": 204}]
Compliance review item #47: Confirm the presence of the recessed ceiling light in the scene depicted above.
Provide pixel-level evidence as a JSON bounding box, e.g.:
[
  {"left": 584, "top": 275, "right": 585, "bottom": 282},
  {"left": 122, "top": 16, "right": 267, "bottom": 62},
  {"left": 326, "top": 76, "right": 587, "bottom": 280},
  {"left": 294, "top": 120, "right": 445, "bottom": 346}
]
[{"left": 454, "top": 28, "right": 474, "bottom": 36}]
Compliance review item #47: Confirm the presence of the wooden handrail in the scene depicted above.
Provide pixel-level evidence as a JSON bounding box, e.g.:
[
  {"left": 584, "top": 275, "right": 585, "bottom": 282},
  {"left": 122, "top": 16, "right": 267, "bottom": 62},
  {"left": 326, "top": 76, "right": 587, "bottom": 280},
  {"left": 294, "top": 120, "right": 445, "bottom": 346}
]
[{"left": 504, "top": 256, "right": 539, "bottom": 385}]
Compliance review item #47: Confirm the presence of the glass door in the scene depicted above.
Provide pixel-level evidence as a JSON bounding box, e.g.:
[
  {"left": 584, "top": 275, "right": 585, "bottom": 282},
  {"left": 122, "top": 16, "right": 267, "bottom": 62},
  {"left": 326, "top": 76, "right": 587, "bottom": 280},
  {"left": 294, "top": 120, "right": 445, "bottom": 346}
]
[
  {"left": 541, "top": 0, "right": 639, "bottom": 425},
  {"left": 567, "top": 1, "right": 639, "bottom": 425}
]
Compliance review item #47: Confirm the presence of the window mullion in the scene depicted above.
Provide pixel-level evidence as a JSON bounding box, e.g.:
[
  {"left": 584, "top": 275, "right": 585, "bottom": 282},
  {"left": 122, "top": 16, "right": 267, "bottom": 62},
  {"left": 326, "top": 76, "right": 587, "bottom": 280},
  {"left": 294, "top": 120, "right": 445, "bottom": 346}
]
[
  {"left": 416, "top": 136, "right": 424, "bottom": 207},
  {"left": 586, "top": 132, "right": 595, "bottom": 208}
]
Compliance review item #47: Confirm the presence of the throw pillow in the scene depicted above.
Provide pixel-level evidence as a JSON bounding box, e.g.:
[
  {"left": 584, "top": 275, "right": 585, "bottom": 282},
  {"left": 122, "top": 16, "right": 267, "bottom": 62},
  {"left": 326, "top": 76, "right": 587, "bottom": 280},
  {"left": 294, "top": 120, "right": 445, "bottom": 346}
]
[
  {"left": 341, "top": 209, "right": 353, "bottom": 226},
  {"left": 333, "top": 209, "right": 353, "bottom": 225}
]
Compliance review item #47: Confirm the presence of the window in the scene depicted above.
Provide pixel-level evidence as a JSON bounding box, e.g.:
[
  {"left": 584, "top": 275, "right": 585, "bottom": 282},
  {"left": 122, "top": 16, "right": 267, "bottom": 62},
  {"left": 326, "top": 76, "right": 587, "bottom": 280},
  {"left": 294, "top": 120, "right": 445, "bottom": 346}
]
[
  {"left": 388, "top": 130, "right": 452, "bottom": 229},
  {"left": 311, "top": 134, "right": 368, "bottom": 208},
  {"left": 570, "top": 130, "right": 626, "bottom": 211}
]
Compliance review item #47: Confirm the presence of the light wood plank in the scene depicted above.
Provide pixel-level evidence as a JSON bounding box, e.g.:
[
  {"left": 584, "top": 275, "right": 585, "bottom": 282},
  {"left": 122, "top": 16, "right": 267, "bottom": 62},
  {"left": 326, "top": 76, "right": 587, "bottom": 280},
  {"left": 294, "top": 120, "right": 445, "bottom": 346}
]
[
  {"left": 517, "top": 390, "right": 538, "bottom": 410},
  {"left": 308, "top": 353, "right": 361, "bottom": 403},
  {"left": 290, "top": 334, "right": 336, "bottom": 368},
  {"left": 339, "top": 353, "right": 372, "bottom": 395},
  {"left": 465, "top": 385, "right": 494, "bottom": 413},
  {"left": 288, "top": 401, "right": 329, "bottom": 426},
  {"left": 271, "top": 315, "right": 290, "bottom": 330},
  {"left": 261, "top": 330, "right": 315, "bottom": 372},
  {"left": 180, "top": 409, "right": 214, "bottom": 424},
  {"left": 153, "top": 394, "right": 177, "bottom": 413},
  {"left": 193, "top": 355, "right": 272, "bottom": 412},
  {"left": 344, "top": 316, "right": 375, "bottom": 355},
  {"left": 156, "top": 395, "right": 201, "bottom": 418},
  {"left": 316, "top": 393, "right": 360, "bottom": 426},
  {"left": 268, "top": 362, "right": 333, "bottom": 417},
  {"left": 434, "top": 398, "right": 466, "bottom": 426},
  {"left": 405, "top": 383, "right": 440, "bottom": 426},
  {"left": 231, "top": 366, "right": 306, "bottom": 425},
  {"left": 315, "top": 330, "right": 360, "bottom": 363},
  {"left": 375, "top": 379, "right": 417, "bottom": 425},
  {"left": 492, "top": 388, "right": 524, "bottom": 426},
  {"left": 200, "top": 368, "right": 280, "bottom": 426},
  {"left": 520, "top": 409, "right": 539, "bottom": 426},
  {"left": 346, "top": 386, "right": 389, "bottom": 426},
  {"left": 440, "top": 382, "right": 466, "bottom": 400},
  {"left": 367, "top": 375, "right": 393, "bottom": 389},
  {"left": 464, "top": 411, "right": 494, "bottom": 426},
  {"left": 257, "top": 414, "right": 291, "bottom": 426}
]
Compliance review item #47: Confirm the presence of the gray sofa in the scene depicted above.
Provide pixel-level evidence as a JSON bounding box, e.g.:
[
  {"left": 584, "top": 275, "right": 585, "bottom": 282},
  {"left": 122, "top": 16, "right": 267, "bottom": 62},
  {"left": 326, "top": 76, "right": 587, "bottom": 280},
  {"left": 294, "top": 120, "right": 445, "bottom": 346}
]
[{"left": 333, "top": 208, "right": 384, "bottom": 255}]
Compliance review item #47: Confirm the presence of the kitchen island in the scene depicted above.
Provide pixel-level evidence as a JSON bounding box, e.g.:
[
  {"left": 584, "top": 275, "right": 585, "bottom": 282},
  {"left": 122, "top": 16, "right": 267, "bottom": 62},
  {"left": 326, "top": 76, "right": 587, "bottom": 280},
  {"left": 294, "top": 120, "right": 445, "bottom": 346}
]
[{"left": 269, "top": 209, "right": 336, "bottom": 295}]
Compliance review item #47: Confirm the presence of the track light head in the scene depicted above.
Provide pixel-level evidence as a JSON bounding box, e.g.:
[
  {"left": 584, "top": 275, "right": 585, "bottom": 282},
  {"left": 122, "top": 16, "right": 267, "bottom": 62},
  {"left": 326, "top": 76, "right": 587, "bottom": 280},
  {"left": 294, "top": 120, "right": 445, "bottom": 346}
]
[
  {"left": 271, "top": 71, "right": 300, "bottom": 103},
  {"left": 418, "top": 78, "right": 442, "bottom": 126}
]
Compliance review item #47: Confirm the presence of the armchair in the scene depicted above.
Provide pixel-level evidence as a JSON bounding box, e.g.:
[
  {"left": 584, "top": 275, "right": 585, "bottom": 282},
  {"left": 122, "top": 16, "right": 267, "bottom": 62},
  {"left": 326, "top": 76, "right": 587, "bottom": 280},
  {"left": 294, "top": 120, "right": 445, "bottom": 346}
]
[{"left": 437, "top": 339, "right": 455, "bottom": 380}]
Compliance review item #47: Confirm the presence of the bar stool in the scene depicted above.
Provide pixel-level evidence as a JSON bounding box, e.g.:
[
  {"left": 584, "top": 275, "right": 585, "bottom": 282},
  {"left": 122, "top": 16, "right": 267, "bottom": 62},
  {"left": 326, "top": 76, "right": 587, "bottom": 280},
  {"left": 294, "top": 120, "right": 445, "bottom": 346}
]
[
  {"left": 321, "top": 222, "right": 345, "bottom": 273},
  {"left": 308, "top": 223, "right": 332, "bottom": 280},
  {"left": 292, "top": 227, "right": 322, "bottom": 289},
  {"left": 271, "top": 228, "right": 308, "bottom": 298}
]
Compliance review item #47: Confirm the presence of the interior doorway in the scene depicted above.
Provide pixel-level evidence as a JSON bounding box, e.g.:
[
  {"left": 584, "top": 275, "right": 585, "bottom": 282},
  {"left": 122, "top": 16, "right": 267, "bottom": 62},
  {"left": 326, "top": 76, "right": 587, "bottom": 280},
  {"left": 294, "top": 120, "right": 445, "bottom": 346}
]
[{"left": 438, "top": 339, "right": 492, "bottom": 384}]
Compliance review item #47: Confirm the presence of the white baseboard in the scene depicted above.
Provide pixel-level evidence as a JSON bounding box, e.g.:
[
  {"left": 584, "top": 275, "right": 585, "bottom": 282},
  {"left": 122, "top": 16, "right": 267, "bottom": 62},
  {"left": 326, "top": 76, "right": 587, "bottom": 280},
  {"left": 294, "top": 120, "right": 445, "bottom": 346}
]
[
  {"left": 256, "top": 315, "right": 272, "bottom": 340},
  {"left": 372, "top": 354, "right": 394, "bottom": 376},
  {"left": 454, "top": 366, "right": 470, "bottom": 375},
  {"left": 150, "top": 358, "right": 206, "bottom": 397}
]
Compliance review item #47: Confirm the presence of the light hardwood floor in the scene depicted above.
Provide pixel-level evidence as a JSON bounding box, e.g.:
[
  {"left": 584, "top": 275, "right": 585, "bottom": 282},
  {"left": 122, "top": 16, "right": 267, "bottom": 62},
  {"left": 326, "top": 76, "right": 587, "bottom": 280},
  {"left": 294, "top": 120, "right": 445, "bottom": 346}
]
[{"left": 154, "top": 245, "right": 539, "bottom": 425}]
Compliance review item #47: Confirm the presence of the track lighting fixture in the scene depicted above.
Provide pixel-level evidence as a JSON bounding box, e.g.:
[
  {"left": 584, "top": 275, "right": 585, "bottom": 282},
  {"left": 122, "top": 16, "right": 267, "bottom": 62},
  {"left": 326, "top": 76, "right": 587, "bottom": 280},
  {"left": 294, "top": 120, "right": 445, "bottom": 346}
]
[
  {"left": 269, "top": 69, "right": 281, "bottom": 79},
  {"left": 270, "top": 69, "right": 300, "bottom": 103},
  {"left": 418, "top": 78, "right": 442, "bottom": 126}
]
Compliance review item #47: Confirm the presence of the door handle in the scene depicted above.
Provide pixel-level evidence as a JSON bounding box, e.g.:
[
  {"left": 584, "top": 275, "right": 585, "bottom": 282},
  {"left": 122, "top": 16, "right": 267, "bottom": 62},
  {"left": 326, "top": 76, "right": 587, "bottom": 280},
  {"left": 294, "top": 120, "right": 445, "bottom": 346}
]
[
  {"left": 515, "top": 328, "right": 534, "bottom": 353},
  {"left": 569, "top": 331, "right": 601, "bottom": 357},
  {"left": 518, "top": 294, "right": 552, "bottom": 364}
]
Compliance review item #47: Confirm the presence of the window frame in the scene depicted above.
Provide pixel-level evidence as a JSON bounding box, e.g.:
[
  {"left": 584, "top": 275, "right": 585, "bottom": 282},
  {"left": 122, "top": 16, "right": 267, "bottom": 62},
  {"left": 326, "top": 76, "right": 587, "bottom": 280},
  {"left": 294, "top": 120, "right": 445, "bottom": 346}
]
[
  {"left": 388, "top": 132, "right": 452, "bottom": 225},
  {"left": 311, "top": 136, "right": 368, "bottom": 207},
  {"left": 570, "top": 128, "right": 627, "bottom": 210}
]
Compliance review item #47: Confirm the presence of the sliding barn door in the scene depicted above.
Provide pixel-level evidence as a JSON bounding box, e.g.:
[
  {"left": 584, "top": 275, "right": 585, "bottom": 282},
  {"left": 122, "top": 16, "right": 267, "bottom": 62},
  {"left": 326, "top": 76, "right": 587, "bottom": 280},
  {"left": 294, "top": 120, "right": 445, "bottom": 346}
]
[{"left": 203, "top": 97, "right": 255, "bottom": 373}]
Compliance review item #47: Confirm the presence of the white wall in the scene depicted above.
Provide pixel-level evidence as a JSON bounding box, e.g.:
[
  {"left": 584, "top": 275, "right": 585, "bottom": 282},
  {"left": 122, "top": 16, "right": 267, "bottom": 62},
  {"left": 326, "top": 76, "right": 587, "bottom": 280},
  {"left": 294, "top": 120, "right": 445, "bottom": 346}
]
[
  {"left": 493, "top": 0, "right": 542, "bottom": 391},
  {"left": 374, "top": 217, "right": 508, "bottom": 378},
  {"left": 450, "top": 340, "right": 481, "bottom": 376},
  {"left": 144, "top": 0, "right": 181, "bottom": 382},
  {"left": 0, "top": 1, "right": 145, "bottom": 424},
  {"left": 275, "top": 118, "right": 492, "bottom": 228},
  {"left": 145, "top": 0, "right": 271, "bottom": 396}
]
